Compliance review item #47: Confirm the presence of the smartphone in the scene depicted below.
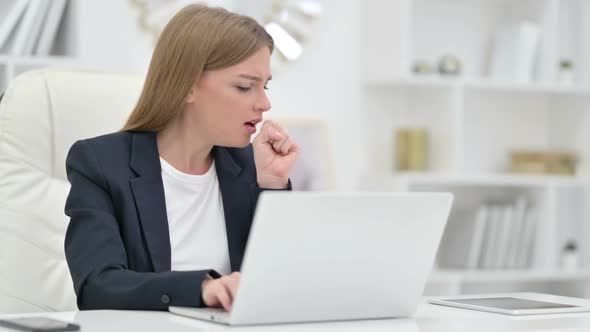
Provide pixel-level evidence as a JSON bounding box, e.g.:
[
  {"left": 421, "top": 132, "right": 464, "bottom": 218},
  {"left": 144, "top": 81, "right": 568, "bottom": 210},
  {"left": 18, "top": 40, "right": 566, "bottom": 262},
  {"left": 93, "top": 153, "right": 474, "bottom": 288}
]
[{"left": 0, "top": 317, "right": 80, "bottom": 332}]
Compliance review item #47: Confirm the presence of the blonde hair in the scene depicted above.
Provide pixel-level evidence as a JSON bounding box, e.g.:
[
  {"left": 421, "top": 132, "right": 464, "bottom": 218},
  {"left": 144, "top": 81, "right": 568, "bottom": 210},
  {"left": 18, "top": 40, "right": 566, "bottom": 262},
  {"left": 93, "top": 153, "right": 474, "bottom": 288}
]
[{"left": 122, "top": 4, "right": 274, "bottom": 132}]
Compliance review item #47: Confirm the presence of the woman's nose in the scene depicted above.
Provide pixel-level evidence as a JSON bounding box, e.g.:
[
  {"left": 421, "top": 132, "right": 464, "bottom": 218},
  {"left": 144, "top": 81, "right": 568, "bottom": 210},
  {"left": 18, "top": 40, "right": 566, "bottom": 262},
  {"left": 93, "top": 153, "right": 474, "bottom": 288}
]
[{"left": 256, "top": 92, "right": 272, "bottom": 112}]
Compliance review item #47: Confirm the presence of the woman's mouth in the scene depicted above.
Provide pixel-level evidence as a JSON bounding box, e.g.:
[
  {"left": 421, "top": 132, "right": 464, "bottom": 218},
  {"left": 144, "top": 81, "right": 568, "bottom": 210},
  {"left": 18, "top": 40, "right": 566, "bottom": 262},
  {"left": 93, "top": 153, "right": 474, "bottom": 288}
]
[{"left": 244, "top": 121, "right": 257, "bottom": 134}]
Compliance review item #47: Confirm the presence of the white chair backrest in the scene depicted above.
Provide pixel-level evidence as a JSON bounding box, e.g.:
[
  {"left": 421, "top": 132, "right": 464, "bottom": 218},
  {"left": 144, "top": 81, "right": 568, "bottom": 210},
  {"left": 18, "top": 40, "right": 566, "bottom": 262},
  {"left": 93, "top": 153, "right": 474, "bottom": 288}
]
[{"left": 0, "top": 69, "right": 144, "bottom": 313}]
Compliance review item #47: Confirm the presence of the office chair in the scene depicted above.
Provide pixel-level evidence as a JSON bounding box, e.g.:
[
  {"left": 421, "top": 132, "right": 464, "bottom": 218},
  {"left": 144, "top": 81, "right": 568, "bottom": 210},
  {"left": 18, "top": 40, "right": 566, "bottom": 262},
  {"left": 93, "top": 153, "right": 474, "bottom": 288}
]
[{"left": 0, "top": 69, "right": 143, "bottom": 312}]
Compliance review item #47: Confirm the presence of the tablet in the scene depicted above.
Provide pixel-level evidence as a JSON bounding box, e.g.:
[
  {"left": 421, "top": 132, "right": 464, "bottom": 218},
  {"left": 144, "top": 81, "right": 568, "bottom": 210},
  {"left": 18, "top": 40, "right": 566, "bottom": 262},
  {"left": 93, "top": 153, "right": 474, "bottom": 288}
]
[
  {"left": 430, "top": 296, "right": 590, "bottom": 315},
  {"left": 0, "top": 317, "right": 80, "bottom": 332}
]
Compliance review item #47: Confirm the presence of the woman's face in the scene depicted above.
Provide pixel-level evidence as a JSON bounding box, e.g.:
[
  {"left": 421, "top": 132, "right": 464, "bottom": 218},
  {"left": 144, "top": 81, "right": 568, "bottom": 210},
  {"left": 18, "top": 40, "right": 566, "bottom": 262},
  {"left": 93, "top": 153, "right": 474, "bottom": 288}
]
[{"left": 187, "top": 47, "right": 272, "bottom": 148}]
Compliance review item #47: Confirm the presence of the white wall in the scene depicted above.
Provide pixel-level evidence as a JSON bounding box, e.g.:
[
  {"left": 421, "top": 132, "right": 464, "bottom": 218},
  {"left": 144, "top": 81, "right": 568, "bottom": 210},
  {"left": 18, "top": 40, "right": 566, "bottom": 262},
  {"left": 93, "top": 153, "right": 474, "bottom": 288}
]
[
  {"left": 73, "top": 0, "right": 230, "bottom": 72},
  {"left": 73, "top": 0, "right": 362, "bottom": 190},
  {"left": 262, "top": 1, "right": 362, "bottom": 191},
  {"left": 72, "top": 0, "right": 153, "bottom": 73}
]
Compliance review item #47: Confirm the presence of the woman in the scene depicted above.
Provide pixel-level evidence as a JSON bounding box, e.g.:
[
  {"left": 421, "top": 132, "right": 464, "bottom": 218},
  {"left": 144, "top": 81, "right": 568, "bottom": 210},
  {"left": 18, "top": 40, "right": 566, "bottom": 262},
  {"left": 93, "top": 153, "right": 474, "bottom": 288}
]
[{"left": 64, "top": 4, "right": 299, "bottom": 312}]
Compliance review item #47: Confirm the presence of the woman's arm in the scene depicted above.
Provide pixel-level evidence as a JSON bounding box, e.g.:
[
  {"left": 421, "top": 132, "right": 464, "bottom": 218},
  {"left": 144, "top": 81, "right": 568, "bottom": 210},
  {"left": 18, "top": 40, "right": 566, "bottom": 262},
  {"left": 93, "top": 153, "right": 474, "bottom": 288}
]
[{"left": 64, "top": 140, "right": 213, "bottom": 310}]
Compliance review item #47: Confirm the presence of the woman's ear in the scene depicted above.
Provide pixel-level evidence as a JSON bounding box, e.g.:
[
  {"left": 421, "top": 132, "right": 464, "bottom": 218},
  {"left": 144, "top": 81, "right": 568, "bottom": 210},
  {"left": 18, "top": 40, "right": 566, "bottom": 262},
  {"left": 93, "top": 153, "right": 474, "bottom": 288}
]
[{"left": 185, "top": 85, "right": 197, "bottom": 103}]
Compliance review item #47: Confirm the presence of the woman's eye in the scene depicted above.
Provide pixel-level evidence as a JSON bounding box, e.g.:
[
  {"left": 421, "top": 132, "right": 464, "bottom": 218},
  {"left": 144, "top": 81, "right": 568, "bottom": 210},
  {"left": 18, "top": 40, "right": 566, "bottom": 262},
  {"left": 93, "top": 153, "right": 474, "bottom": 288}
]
[
  {"left": 236, "top": 86, "right": 251, "bottom": 92},
  {"left": 264, "top": 85, "right": 269, "bottom": 90}
]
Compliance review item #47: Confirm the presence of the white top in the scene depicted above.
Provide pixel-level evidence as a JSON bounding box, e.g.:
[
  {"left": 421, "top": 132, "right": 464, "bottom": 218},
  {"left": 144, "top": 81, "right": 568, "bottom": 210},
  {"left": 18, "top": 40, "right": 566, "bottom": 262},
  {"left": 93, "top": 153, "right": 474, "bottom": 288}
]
[{"left": 160, "top": 157, "right": 231, "bottom": 275}]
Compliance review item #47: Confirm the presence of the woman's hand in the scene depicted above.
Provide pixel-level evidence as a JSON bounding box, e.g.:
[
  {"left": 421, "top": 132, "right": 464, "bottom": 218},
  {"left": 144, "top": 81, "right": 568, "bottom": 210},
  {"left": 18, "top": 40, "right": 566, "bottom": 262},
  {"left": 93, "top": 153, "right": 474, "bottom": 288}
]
[
  {"left": 252, "top": 120, "right": 300, "bottom": 189},
  {"left": 201, "top": 272, "right": 241, "bottom": 312}
]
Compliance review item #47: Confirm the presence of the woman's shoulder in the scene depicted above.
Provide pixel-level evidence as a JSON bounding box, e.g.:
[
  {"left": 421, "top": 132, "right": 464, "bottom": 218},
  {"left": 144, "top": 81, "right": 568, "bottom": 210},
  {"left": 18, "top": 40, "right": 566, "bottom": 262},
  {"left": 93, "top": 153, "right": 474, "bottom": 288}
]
[
  {"left": 72, "top": 131, "right": 135, "bottom": 154},
  {"left": 67, "top": 131, "right": 155, "bottom": 166},
  {"left": 66, "top": 131, "right": 152, "bottom": 181}
]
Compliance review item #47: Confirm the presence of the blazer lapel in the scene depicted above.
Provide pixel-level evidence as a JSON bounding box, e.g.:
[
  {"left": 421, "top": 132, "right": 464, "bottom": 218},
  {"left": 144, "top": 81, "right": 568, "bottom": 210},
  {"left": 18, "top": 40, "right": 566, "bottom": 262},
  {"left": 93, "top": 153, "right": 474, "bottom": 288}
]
[
  {"left": 129, "top": 132, "right": 171, "bottom": 272},
  {"left": 214, "top": 146, "right": 254, "bottom": 271}
]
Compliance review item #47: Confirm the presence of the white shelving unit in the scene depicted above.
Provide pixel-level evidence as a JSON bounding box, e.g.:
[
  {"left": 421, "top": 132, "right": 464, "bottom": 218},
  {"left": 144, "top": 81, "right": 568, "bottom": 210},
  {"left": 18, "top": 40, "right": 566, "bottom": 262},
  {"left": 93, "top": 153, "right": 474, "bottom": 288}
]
[
  {"left": 360, "top": 0, "right": 590, "bottom": 297},
  {"left": 0, "top": 0, "right": 170, "bottom": 94},
  {"left": 0, "top": 1, "right": 81, "bottom": 94}
]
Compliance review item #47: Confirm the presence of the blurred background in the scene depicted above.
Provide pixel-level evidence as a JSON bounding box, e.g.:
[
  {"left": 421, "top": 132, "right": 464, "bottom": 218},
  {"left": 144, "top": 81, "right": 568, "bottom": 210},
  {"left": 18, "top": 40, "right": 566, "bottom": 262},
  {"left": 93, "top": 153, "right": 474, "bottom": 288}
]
[{"left": 0, "top": 0, "right": 589, "bottom": 310}]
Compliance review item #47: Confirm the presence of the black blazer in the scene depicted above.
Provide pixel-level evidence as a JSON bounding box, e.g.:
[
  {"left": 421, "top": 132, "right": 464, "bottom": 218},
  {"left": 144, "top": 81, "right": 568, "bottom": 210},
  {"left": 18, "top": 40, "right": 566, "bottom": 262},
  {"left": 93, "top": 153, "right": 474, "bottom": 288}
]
[{"left": 64, "top": 131, "right": 286, "bottom": 310}]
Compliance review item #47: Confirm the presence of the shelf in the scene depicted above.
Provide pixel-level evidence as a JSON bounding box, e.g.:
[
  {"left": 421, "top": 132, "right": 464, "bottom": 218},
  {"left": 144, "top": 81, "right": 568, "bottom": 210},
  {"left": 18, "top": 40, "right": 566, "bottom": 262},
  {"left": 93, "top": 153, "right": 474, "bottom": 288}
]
[
  {"left": 466, "top": 80, "right": 590, "bottom": 96},
  {"left": 391, "top": 173, "right": 590, "bottom": 188},
  {"left": 430, "top": 269, "right": 590, "bottom": 283},
  {"left": 0, "top": 55, "right": 78, "bottom": 67},
  {"left": 364, "top": 76, "right": 462, "bottom": 89},
  {"left": 363, "top": 76, "right": 590, "bottom": 96}
]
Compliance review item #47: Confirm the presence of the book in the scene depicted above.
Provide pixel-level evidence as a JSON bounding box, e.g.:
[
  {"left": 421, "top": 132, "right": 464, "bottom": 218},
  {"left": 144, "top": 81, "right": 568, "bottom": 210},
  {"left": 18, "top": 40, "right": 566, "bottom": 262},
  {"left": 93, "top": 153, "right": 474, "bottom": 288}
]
[
  {"left": 34, "top": 0, "right": 67, "bottom": 55},
  {"left": 506, "top": 197, "right": 527, "bottom": 268},
  {"left": 494, "top": 205, "right": 513, "bottom": 269},
  {"left": 516, "top": 208, "right": 538, "bottom": 268},
  {"left": 481, "top": 205, "right": 500, "bottom": 269},
  {"left": 466, "top": 205, "right": 488, "bottom": 269},
  {"left": 0, "top": 0, "right": 30, "bottom": 51},
  {"left": 20, "top": 0, "right": 50, "bottom": 55},
  {"left": 9, "top": 0, "right": 45, "bottom": 55},
  {"left": 489, "top": 21, "right": 541, "bottom": 83}
]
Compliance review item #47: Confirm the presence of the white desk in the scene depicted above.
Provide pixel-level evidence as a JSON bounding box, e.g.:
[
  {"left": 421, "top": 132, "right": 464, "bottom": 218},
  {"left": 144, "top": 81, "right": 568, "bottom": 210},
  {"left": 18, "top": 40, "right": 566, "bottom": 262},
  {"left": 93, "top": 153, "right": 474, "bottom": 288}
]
[{"left": 1, "top": 294, "right": 590, "bottom": 331}]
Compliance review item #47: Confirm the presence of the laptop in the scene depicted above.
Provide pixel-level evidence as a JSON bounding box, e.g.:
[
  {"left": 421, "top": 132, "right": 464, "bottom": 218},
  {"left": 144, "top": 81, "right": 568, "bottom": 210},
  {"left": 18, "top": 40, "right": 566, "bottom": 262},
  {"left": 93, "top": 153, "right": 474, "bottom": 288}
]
[{"left": 169, "top": 192, "right": 453, "bottom": 325}]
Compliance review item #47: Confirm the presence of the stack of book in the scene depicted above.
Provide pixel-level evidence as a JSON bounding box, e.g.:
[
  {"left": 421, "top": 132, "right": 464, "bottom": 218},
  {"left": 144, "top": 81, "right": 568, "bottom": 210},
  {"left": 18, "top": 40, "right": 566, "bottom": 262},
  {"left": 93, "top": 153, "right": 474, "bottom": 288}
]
[
  {"left": 438, "top": 197, "right": 538, "bottom": 270},
  {"left": 511, "top": 150, "right": 577, "bottom": 176},
  {"left": 0, "top": 0, "right": 68, "bottom": 56}
]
